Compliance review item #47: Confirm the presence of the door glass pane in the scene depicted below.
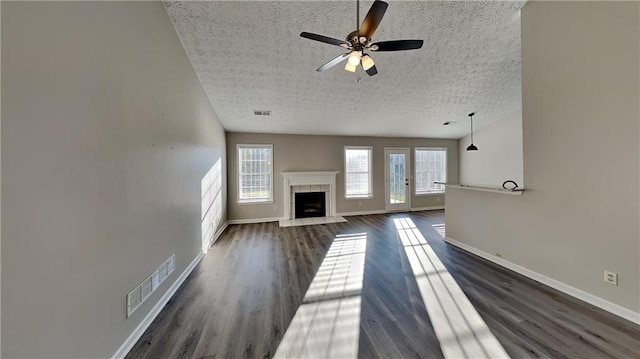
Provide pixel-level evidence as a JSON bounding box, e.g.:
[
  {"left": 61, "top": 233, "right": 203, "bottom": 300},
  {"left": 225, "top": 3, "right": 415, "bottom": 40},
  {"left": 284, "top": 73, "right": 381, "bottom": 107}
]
[{"left": 389, "top": 154, "right": 406, "bottom": 204}]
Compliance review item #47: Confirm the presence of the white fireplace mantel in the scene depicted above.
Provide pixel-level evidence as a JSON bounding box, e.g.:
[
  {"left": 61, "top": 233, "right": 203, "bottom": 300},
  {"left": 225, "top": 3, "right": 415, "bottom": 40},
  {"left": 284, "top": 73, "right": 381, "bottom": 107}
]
[{"left": 282, "top": 171, "right": 339, "bottom": 219}]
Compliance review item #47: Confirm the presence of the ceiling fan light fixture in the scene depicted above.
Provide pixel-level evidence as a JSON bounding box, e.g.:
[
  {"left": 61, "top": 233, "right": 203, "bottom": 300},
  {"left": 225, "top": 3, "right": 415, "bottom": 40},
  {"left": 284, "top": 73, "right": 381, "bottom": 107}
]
[
  {"left": 300, "top": 0, "right": 423, "bottom": 75},
  {"left": 344, "top": 62, "right": 357, "bottom": 72},
  {"left": 348, "top": 51, "right": 362, "bottom": 66},
  {"left": 361, "top": 54, "right": 375, "bottom": 70}
]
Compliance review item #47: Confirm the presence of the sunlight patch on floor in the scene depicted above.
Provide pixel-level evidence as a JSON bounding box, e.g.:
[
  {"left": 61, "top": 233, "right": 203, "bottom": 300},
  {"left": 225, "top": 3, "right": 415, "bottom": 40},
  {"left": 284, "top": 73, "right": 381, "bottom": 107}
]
[
  {"left": 394, "top": 218, "right": 509, "bottom": 359},
  {"left": 432, "top": 223, "right": 446, "bottom": 238},
  {"left": 274, "top": 233, "right": 367, "bottom": 359}
]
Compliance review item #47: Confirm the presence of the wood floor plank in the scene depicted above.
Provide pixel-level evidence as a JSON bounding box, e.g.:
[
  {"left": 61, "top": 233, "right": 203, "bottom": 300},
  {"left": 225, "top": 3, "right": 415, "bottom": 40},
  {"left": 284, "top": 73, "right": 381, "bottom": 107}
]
[{"left": 125, "top": 211, "right": 640, "bottom": 359}]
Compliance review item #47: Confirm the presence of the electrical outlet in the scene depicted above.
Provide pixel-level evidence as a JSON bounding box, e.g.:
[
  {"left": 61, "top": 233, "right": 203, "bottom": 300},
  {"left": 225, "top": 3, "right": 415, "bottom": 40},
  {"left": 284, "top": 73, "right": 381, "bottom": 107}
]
[{"left": 604, "top": 270, "right": 618, "bottom": 286}]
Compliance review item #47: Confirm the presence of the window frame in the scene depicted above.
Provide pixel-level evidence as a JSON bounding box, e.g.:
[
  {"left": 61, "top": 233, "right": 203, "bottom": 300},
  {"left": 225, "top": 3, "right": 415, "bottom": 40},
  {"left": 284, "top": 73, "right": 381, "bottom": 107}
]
[
  {"left": 414, "top": 147, "right": 447, "bottom": 195},
  {"left": 237, "top": 144, "right": 274, "bottom": 204},
  {"left": 344, "top": 146, "right": 373, "bottom": 199}
]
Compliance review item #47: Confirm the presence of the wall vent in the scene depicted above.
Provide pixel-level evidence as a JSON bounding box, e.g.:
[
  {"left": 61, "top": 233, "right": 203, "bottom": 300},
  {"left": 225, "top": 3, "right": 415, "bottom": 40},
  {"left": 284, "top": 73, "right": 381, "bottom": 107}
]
[
  {"left": 127, "top": 254, "right": 176, "bottom": 318},
  {"left": 253, "top": 110, "right": 271, "bottom": 116}
]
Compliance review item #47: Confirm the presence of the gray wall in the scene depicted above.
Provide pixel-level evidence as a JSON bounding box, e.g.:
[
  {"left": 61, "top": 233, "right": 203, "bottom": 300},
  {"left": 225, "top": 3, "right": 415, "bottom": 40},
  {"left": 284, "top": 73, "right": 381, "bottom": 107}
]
[
  {"left": 1, "top": 2, "right": 227, "bottom": 357},
  {"left": 227, "top": 132, "right": 458, "bottom": 221},
  {"left": 459, "top": 110, "right": 524, "bottom": 187},
  {"left": 446, "top": 1, "right": 639, "bottom": 313}
]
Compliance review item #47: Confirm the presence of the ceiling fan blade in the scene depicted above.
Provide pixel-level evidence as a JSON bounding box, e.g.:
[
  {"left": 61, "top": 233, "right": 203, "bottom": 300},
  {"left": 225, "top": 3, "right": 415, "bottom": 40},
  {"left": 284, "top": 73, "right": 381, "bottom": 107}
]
[
  {"left": 370, "top": 39, "right": 424, "bottom": 51},
  {"left": 317, "top": 53, "right": 349, "bottom": 72},
  {"left": 300, "top": 32, "right": 350, "bottom": 48},
  {"left": 365, "top": 64, "right": 378, "bottom": 76},
  {"left": 359, "top": 0, "right": 388, "bottom": 40}
]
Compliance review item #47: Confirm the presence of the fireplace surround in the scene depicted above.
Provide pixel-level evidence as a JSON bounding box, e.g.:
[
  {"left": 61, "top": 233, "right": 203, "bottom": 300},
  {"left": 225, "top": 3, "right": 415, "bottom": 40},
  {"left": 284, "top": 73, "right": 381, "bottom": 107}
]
[{"left": 281, "top": 171, "right": 339, "bottom": 220}]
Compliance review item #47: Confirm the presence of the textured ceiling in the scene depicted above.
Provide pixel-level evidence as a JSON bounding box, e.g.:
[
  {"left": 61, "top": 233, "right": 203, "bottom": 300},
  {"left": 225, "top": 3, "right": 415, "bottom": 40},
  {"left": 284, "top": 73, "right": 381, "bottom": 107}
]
[{"left": 165, "top": 1, "right": 524, "bottom": 139}]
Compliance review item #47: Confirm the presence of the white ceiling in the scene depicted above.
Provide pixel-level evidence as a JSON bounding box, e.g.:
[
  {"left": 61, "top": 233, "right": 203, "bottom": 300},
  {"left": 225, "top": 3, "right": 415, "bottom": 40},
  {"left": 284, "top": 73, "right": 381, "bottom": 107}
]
[{"left": 165, "top": 1, "right": 524, "bottom": 139}]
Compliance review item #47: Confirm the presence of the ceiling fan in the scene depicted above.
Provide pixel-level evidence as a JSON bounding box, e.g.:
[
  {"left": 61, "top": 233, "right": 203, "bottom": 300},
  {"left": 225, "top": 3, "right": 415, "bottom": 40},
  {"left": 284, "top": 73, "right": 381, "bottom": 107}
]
[{"left": 300, "top": 0, "right": 423, "bottom": 76}]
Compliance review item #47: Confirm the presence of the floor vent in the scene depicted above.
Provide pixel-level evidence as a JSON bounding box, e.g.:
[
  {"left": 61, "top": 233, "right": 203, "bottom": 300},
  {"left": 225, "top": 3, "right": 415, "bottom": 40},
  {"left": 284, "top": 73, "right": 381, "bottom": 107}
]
[{"left": 127, "top": 254, "right": 176, "bottom": 318}]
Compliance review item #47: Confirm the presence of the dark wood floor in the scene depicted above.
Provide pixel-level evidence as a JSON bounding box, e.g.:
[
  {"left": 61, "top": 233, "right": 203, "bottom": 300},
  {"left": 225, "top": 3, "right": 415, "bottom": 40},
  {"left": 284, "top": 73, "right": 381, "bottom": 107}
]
[{"left": 126, "top": 210, "right": 640, "bottom": 358}]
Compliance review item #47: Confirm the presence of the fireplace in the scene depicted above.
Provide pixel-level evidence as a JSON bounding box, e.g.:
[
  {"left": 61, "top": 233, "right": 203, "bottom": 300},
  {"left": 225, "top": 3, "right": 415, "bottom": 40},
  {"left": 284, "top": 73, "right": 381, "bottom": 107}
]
[
  {"left": 281, "top": 171, "right": 339, "bottom": 220},
  {"left": 295, "top": 192, "right": 326, "bottom": 218}
]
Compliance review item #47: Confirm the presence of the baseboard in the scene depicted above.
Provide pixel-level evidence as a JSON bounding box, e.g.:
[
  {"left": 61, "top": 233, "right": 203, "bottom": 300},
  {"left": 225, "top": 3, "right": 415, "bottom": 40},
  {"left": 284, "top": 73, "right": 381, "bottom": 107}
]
[
  {"left": 227, "top": 217, "right": 284, "bottom": 225},
  {"left": 226, "top": 209, "right": 443, "bottom": 222},
  {"left": 336, "top": 209, "right": 387, "bottom": 217},
  {"left": 113, "top": 221, "right": 232, "bottom": 357},
  {"left": 338, "top": 207, "right": 444, "bottom": 216},
  {"left": 444, "top": 236, "right": 640, "bottom": 325},
  {"left": 208, "top": 221, "right": 229, "bottom": 248},
  {"left": 410, "top": 206, "right": 445, "bottom": 211},
  {"left": 112, "top": 251, "right": 205, "bottom": 359}
]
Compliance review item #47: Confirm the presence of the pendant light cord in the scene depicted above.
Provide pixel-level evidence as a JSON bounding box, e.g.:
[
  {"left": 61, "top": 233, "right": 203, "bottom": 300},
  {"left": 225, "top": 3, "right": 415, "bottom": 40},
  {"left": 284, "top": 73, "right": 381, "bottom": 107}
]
[
  {"left": 470, "top": 116, "right": 474, "bottom": 143},
  {"left": 469, "top": 112, "right": 475, "bottom": 144},
  {"left": 466, "top": 112, "right": 478, "bottom": 151}
]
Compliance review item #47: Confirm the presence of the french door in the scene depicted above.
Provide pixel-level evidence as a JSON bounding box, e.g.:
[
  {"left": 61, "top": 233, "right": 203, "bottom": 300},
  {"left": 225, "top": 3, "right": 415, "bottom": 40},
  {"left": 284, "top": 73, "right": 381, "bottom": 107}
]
[{"left": 384, "top": 148, "right": 411, "bottom": 212}]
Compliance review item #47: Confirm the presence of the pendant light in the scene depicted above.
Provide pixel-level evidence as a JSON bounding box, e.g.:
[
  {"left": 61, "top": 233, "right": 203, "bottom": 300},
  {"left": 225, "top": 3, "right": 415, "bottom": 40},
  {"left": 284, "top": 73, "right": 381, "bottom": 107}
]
[{"left": 466, "top": 112, "right": 478, "bottom": 151}]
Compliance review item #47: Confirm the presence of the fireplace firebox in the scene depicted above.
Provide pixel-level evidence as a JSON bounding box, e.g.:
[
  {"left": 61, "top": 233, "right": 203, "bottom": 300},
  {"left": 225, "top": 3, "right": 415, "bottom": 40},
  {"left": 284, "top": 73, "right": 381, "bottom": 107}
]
[{"left": 294, "top": 192, "right": 326, "bottom": 218}]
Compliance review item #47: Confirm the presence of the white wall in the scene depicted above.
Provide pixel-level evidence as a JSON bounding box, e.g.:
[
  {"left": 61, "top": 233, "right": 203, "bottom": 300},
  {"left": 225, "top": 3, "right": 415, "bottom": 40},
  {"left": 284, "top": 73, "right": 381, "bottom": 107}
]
[
  {"left": 446, "top": 1, "right": 639, "bottom": 317},
  {"left": 2, "top": 2, "right": 226, "bottom": 357},
  {"left": 459, "top": 110, "right": 524, "bottom": 187}
]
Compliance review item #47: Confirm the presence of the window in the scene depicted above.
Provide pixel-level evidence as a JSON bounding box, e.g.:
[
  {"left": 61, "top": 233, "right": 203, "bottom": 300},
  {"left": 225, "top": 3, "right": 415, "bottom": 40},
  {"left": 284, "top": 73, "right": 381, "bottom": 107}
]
[
  {"left": 415, "top": 148, "right": 447, "bottom": 194},
  {"left": 237, "top": 144, "right": 273, "bottom": 203},
  {"left": 345, "top": 146, "right": 372, "bottom": 198}
]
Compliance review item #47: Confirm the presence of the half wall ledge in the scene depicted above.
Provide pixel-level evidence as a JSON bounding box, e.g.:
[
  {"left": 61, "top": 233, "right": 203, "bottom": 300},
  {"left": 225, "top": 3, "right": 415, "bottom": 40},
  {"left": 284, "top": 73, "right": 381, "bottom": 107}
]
[{"left": 443, "top": 184, "right": 525, "bottom": 196}]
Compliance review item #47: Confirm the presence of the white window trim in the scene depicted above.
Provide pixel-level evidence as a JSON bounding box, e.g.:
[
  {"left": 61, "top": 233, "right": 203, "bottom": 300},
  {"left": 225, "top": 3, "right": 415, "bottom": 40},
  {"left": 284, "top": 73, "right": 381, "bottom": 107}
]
[
  {"left": 344, "top": 146, "right": 373, "bottom": 199},
  {"left": 414, "top": 147, "right": 447, "bottom": 195},
  {"left": 237, "top": 144, "right": 274, "bottom": 204}
]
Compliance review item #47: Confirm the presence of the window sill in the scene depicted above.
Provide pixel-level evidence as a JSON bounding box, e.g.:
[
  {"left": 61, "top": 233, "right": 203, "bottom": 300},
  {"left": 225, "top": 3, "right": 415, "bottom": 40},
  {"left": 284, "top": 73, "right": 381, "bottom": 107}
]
[
  {"left": 237, "top": 199, "right": 274, "bottom": 205},
  {"left": 345, "top": 195, "right": 373, "bottom": 200},
  {"left": 415, "top": 192, "right": 445, "bottom": 196}
]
